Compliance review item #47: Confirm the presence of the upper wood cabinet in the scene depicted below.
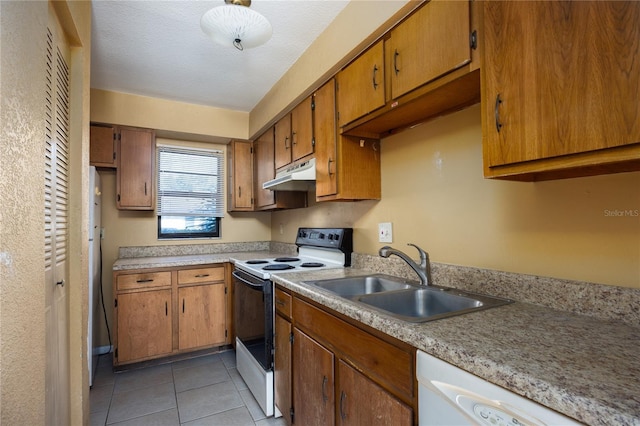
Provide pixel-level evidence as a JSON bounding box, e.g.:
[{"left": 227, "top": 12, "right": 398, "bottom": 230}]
[
  {"left": 227, "top": 140, "right": 254, "bottom": 212},
  {"left": 90, "top": 124, "right": 117, "bottom": 168},
  {"left": 274, "top": 114, "right": 292, "bottom": 170},
  {"left": 253, "top": 128, "right": 307, "bottom": 211},
  {"left": 117, "top": 127, "right": 155, "bottom": 210},
  {"left": 389, "top": 0, "right": 470, "bottom": 99},
  {"left": 291, "top": 96, "right": 314, "bottom": 161},
  {"left": 315, "top": 79, "right": 381, "bottom": 201},
  {"left": 482, "top": 1, "right": 640, "bottom": 180},
  {"left": 337, "top": 40, "right": 385, "bottom": 127},
  {"left": 337, "top": 0, "right": 479, "bottom": 139}
]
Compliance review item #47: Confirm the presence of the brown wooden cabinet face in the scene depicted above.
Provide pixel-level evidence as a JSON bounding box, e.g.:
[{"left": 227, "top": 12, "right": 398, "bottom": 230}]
[
  {"left": 293, "top": 328, "right": 335, "bottom": 426},
  {"left": 90, "top": 125, "right": 117, "bottom": 167},
  {"left": 483, "top": 1, "right": 640, "bottom": 169},
  {"left": 389, "top": 0, "right": 470, "bottom": 99},
  {"left": 117, "top": 127, "right": 154, "bottom": 210},
  {"left": 178, "top": 284, "right": 226, "bottom": 350},
  {"left": 254, "top": 129, "right": 276, "bottom": 209},
  {"left": 314, "top": 79, "right": 338, "bottom": 198},
  {"left": 274, "top": 114, "right": 292, "bottom": 170},
  {"left": 116, "top": 289, "right": 172, "bottom": 363},
  {"left": 228, "top": 140, "right": 253, "bottom": 211},
  {"left": 274, "top": 315, "right": 292, "bottom": 424},
  {"left": 337, "top": 40, "right": 385, "bottom": 127},
  {"left": 337, "top": 360, "right": 412, "bottom": 426},
  {"left": 291, "top": 97, "right": 314, "bottom": 161}
]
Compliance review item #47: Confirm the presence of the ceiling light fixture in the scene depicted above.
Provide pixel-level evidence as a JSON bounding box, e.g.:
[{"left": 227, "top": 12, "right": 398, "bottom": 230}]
[{"left": 201, "top": 0, "right": 272, "bottom": 51}]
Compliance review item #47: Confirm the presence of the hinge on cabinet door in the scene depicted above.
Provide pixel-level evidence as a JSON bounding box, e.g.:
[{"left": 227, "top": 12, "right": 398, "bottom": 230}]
[
  {"left": 225, "top": 287, "right": 228, "bottom": 294},
  {"left": 117, "top": 194, "right": 121, "bottom": 202},
  {"left": 114, "top": 298, "right": 117, "bottom": 308},
  {"left": 311, "top": 99, "right": 315, "bottom": 111},
  {"left": 251, "top": 197, "right": 254, "bottom": 205},
  {"left": 470, "top": 30, "right": 478, "bottom": 50},
  {"left": 290, "top": 408, "right": 295, "bottom": 424},
  {"left": 311, "top": 137, "right": 315, "bottom": 147},
  {"left": 225, "top": 329, "right": 228, "bottom": 338},
  {"left": 115, "top": 348, "right": 118, "bottom": 358},
  {"left": 289, "top": 331, "right": 294, "bottom": 344},
  {"left": 113, "top": 152, "right": 116, "bottom": 160},
  {"left": 250, "top": 147, "right": 253, "bottom": 154}
]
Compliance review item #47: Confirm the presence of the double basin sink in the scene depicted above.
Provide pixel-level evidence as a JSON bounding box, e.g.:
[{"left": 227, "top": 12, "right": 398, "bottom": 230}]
[{"left": 304, "top": 274, "right": 512, "bottom": 322}]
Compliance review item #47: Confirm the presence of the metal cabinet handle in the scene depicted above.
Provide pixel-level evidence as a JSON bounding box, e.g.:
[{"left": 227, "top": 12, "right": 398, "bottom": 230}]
[
  {"left": 495, "top": 94, "right": 503, "bottom": 133},
  {"left": 136, "top": 278, "right": 154, "bottom": 283},
  {"left": 393, "top": 49, "right": 400, "bottom": 76},
  {"left": 322, "top": 376, "right": 328, "bottom": 403},
  {"left": 372, "top": 64, "right": 379, "bottom": 90},
  {"left": 182, "top": 298, "right": 185, "bottom": 313},
  {"left": 238, "top": 186, "right": 242, "bottom": 198},
  {"left": 275, "top": 299, "right": 285, "bottom": 307},
  {"left": 339, "top": 391, "right": 347, "bottom": 420},
  {"left": 327, "top": 158, "right": 335, "bottom": 176},
  {"left": 56, "top": 279, "right": 65, "bottom": 287},
  {"left": 165, "top": 301, "right": 168, "bottom": 316},
  {"left": 194, "top": 274, "right": 210, "bottom": 278},
  {"left": 284, "top": 136, "right": 289, "bottom": 149}
]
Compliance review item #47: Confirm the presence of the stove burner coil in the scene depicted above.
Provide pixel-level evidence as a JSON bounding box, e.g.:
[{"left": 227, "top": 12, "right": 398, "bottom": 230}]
[
  {"left": 262, "top": 264, "right": 295, "bottom": 271},
  {"left": 300, "top": 262, "right": 325, "bottom": 268},
  {"left": 274, "top": 257, "right": 300, "bottom": 262},
  {"left": 245, "top": 260, "right": 269, "bottom": 264}
]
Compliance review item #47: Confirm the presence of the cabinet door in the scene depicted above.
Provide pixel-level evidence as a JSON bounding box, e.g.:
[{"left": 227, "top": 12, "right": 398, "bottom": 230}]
[
  {"left": 254, "top": 128, "right": 276, "bottom": 208},
  {"left": 390, "top": 0, "right": 470, "bottom": 99},
  {"left": 116, "top": 289, "right": 172, "bottom": 364},
  {"left": 337, "top": 40, "right": 385, "bottom": 127},
  {"left": 314, "top": 79, "right": 338, "bottom": 198},
  {"left": 274, "top": 114, "right": 292, "bottom": 170},
  {"left": 337, "top": 360, "right": 412, "bottom": 426},
  {"left": 293, "top": 328, "right": 335, "bottom": 426},
  {"left": 117, "top": 127, "right": 154, "bottom": 210},
  {"left": 178, "top": 284, "right": 226, "bottom": 350},
  {"left": 483, "top": 1, "right": 640, "bottom": 169},
  {"left": 90, "top": 124, "right": 117, "bottom": 168},
  {"left": 291, "top": 97, "right": 314, "bottom": 161},
  {"left": 228, "top": 140, "right": 253, "bottom": 211},
  {"left": 274, "top": 315, "right": 292, "bottom": 424}
]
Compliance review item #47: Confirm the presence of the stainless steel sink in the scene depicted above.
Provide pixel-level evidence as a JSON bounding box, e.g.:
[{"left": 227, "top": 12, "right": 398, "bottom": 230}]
[
  {"left": 357, "top": 287, "right": 511, "bottom": 322},
  {"left": 305, "top": 274, "right": 512, "bottom": 322},
  {"left": 304, "top": 274, "right": 414, "bottom": 298}
]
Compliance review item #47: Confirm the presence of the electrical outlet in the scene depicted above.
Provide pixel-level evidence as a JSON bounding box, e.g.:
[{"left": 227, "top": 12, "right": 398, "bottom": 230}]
[{"left": 378, "top": 222, "right": 393, "bottom": 243}]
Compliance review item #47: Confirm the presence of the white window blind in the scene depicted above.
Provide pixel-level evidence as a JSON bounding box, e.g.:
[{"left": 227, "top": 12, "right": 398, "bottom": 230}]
[{"left": 157, "top": 145, "right": 224, "bottom": 217}]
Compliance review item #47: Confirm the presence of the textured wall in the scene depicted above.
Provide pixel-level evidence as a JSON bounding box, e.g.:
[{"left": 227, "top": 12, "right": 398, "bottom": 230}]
[{"left": 0, "top": 2, "right": 48, "bottom": 424}]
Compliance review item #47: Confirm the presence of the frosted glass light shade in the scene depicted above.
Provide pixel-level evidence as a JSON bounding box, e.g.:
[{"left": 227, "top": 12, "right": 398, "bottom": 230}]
[{"left": 201, "top": 4, "right": 272, "bottom": 50}]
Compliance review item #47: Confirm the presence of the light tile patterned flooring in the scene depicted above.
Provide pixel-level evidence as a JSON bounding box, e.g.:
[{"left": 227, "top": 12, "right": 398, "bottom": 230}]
[{"left": 90, "top": 350, "right": 286, "bottom": 426}]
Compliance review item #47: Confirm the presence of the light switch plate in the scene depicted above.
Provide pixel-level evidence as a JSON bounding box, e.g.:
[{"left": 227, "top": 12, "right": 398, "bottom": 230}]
[{"left": 378, "top": 222, "right": 393, "bottom": 243}]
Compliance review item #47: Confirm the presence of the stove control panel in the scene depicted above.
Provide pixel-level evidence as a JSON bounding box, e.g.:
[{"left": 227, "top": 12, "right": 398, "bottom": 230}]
[{"left": 296, "top": 227, "right": 353, "bottom": 253}]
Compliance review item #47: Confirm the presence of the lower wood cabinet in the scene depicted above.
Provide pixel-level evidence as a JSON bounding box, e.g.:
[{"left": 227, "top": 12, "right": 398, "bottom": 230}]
[
  {"left": 113, "top": 264, "right": 231, "bottom": 366},
  {"left": 116, "top": 289, "right": 173, "bottom": 364},
  {"left": 275, "top": 285, "right": 415, "bottom": 425}
]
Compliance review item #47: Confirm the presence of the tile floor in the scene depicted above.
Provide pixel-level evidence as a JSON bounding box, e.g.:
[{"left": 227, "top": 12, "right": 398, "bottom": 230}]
[{"left": 90, "top": 350, "right": 287, "bottom": 426}]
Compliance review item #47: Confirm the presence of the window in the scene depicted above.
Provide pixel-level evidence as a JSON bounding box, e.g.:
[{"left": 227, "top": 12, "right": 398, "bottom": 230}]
[{"left": 157, "top": 145, "right": 224, "bottom": 239}]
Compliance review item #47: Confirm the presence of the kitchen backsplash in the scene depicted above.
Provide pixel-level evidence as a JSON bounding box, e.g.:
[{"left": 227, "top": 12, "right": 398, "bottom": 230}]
[
  {"left": 353, "top": 253, "right": 640, "bottom": 328},
  {"left": 117, "top": 242, "right": 639, "bottom": 327}
]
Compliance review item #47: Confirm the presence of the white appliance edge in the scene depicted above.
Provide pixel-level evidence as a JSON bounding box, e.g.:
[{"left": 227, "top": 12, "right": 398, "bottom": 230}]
[{"left": 88, "top": 166, "right": 102, "bottom": 387}]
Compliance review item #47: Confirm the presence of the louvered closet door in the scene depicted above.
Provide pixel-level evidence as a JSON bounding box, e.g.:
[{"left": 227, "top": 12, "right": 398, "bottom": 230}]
[{"left": 45, "top": 7, "right": 71, "bottom": 425}]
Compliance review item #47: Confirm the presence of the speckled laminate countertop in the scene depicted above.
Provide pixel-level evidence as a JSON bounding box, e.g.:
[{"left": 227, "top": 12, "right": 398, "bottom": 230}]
[
  {"left": 111, "top": 252, "right": 640, "bottom": 425},
  {"left": 271, "top": 268, "right": 640, "bottom": 426}
]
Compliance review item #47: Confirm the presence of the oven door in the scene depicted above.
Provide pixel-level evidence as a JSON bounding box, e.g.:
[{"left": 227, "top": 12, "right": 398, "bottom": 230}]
[{"left": 232, "top": 268, "right": 273, "bottom": 371}]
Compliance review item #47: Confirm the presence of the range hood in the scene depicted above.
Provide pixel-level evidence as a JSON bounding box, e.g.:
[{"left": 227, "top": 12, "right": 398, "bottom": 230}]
[{"left": 262, "top": 158, "right": 316, "bottom": 191}]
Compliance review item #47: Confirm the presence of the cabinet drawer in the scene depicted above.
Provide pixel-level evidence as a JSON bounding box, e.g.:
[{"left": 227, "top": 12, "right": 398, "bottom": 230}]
[
  {"left": 177, "top": 266, "right": 224, "bottom": 285},
  {"left": 293, "top": 298, "right": 413, "bottom": 401},
  {"left": 275, "top": 288, "right": 292, "bottom": 319},
  {"left": 117, "top": 271, "right": 172, "bottom": 291}
]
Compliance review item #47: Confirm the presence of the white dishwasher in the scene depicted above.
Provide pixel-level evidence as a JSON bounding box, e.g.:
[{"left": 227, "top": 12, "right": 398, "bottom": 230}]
[{"left": 417, "top": 350, "right": 580, "bottom": 425}]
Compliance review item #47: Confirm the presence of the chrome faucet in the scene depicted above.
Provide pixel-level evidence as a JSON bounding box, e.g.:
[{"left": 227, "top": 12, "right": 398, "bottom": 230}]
[{"left": 379, "top": 243, "right": 432, "bottom": 286}]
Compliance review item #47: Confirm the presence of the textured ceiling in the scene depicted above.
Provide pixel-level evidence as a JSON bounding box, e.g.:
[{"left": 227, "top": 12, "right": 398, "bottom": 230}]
[{"left": 91, "top": 0, "right": 349, "bottom": 112}]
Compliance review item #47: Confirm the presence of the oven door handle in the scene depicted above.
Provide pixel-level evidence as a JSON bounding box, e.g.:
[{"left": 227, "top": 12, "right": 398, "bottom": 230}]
[{"left": 232, "top": 270, "right": 268, "bottom": 290}]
